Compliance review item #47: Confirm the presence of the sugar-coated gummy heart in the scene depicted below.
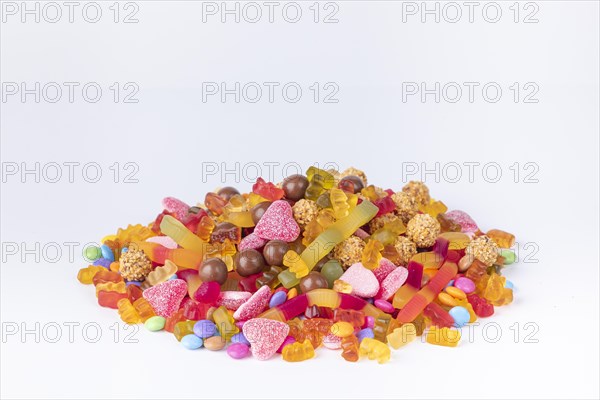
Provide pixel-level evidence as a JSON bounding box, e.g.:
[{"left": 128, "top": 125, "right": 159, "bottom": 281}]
[
  {"left": 162, "top": 197, "right": 190, "bottom": 221},
  {"left": 377, "top": 266, "right": 408, "bottom": 300},
  {"left": 254, "top": 200, "right": 300, "bottom": 242},
  {"left": 372, "top": 258, "right": 396, "bottom": 283},
  {"left": 217, "top": 291, "right": 253, "bottom": 310},
  {"left": 339, "top": 263, "right": 380, "bottom": 298},
  {"left": 142, "top": 279, "right": 187, "bottom": 318},
  {"left": 242, "top": 318, "right": 290, "bottom": 360},
  {"left": 445, "top": 210, "right": 478, "bottom": 233},
  {"left": 233, "top": 285, "right": 271, "bottom": 320},
  {"left": 238, "top": 233, "right": 267, "bottom": 251}
]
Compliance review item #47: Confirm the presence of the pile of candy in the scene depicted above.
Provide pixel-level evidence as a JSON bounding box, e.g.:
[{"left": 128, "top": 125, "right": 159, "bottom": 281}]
[{"left": 78, "top": 167, "right": 517, "bottom": 363}]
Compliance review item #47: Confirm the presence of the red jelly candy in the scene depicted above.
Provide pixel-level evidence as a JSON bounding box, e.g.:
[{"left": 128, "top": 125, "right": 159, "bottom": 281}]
[
  {"left": 194, "top": 281, "right": 221, "bottom": 304},
  {"left": 424, "top": 302, "right": 454, "bottom": 328},
  {"left": 433, "top": 236, "right": 450, "bottom": 259},
  {"left": 384, "top": 189, "right": 394, "bottom": 196},
  {"left": 127, "top": 284, "right": 143, "bottom": 303},
  {"left": 238, "top": 273, "right": 262, "bottom": 293},
  {"left": 468, "top": 294, "right": 495, "bottom": 317},
  {"left": 373, "top": 196, "right": 396, "bottom": 217},
  {"left": 92, "top": 270, "right": 122, "bottom": 286},
  {"left": 98, "top": 290, "right": 128, "bottom": 309},
  {"left": 182, "top": 299, "right": 211, "bottom": 320},
  {"left": 252, "top": 177, "right": 284, "bottom": 201},
  {"left": 164, "top": 309, "right": 185, "bottom": 332}
]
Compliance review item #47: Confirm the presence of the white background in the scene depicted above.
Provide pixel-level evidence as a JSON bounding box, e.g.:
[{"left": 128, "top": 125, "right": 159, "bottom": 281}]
[{"left": 1, "top": 1, "right": 599, "bottom": 399}]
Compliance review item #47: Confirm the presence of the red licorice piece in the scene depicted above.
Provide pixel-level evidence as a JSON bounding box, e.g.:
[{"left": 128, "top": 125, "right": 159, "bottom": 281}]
[
  {"left": 252, "top": 177, "right": 285, "bottom": 201},
  {"left": 373, "top": 196, "right": 396, "bottom": 216},
  {"left": 338, "top": 293, "right": 368, "bottom": 311},
  {"left": 278, "top": 294, "right": 309, "bottom": 320},
  {"left": 97, "top": 291, "right": 128, "bottom": 309},
  {"left": 205, "top": 192, "right": 227, "bottom": 216},
  {"left": 238, "top": 273, "right": 262, "bottom": 293},
  {"left": 433, "top": 236, "right": 450, "bottom": 259},
  {"left": 193, "top": 281, "right": 220, "bottom": 304},
  {"left": 468, "top": 294, "right": 495, "bottom": 317},
  {"left": 127, "top": 285, "right": 143, "bottom": 303},
  {"left": 424, "top": 302, "right": 454, "bottom": 328},
  {"left": 405, "top": 261, "right": 424, "bottom": 289}
]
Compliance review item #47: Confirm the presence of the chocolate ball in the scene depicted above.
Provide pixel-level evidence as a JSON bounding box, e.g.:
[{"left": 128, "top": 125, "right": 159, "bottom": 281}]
[
  {"left": 299, "top": 271, "right": 329, "bottom": 293},
  {"left": 250, "top": 201, "right": 271, "bottom": 224},
  {"left": 263, "top": 240, "right": 289, "bottom": 266},
  {"left": 217, "top": 186, "right": 240, "bottom": 201},
  {"left": 199, "top": 258, "right": 228, "bottom": 285},
  {"left": 234, "top": 249, "right": 266, "bottom": 277},
  {"left": 282, "top": 174, "right": 309, "bottom": 201},
  {"left": 339, "top": 175, "right": 364, "bottom": 194}
]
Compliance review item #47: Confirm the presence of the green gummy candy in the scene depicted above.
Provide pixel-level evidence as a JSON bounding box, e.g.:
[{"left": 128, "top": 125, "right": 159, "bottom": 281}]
[{"left": 500, "top": 249, "right": 516, "bottom": 265}]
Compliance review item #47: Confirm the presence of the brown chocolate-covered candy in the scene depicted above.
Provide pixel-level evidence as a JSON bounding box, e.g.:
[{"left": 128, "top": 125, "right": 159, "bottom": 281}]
[
  {"left": 299, "top": 271, "right": 329, "bottom": 293},
  {"left": 234, "top": 249, "right": 266, "bottom": 277},
  {"left": 199, "top": 258, "right": 228, "bottom": 285},
  {"left": 211, "top": 222, "right": 241, "bottom": 243},
  {"left": 217, "top": 186, "right": 240, "bottom": 201},
  {"left": 250, "top": 201, "right": 271, "bottom": 224},
  {"left": 339, "top": 175, "right": 364, "bottom": 194},
  {"left": 263, "top": 240, "right": 289, "bottom": 266},
  {"left": 282, "top": 174, "right": 309, "bottom": 201}
]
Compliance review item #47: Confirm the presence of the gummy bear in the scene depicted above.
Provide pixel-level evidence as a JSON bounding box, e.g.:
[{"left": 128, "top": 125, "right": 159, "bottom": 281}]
[
  {"left": 173, "top": 320, "right": 196, "bottom": 341},
  {"left": 482, "top": 272, "right": 505, "bottom": 303},
  {"left": 373, "top": 314, "right": 392, "bottom": 343},
  {"left": 423, "top": 302, "right": 454, "bottom": 328},
  {"left": 133, "top": 298, "right": 156, "bottom": 322},
  {"left": 373, "top": 196, "right": 396, "bottom": 217},
  {"left": 196, "top": 215, "right": 215, "bottom": 242},
  {"left": 420, "top": 199, "right": 448, "bottom": 218},
  {"left": 164, "top": 309, "right": 185, "bottom": 333},
  {"left": 282, "top": 339, "right": 315, "bottom": 362},
  {"left": 77, "top": 265, "right": 106, "bottom": 284},
  {"left": 486, "top": 229, "right": 515, "bottom": 248},
  {"left": 333, "top": 309, "right": 365, "bottom": 329},
  {"left": 362, "top": 240, "right": 384, "bottom": 270},
  {"left": 359, "top": 337, "right": 391, "bottom": 363},
  {"left": 92, "top": 269, "right": 122, "bottom": 286},
  {"left": 467, "top": 294, "right": 494, "bottom": 317},
  {"left": 212, "top": 306, "right": 239, "bottom": 340},
  {"left": 252, "top": 177, "right": 285, "bottom": 201},
  {"left": 97, "top": 290, "right": 128, "bottom": 309},
  {"left": 142, "top": 259, "right": 178, "bottom": 289},
  {"left": 370, "top": 219, "right": 406, "bottom": 245},
  {"left": 95, "top": 281, "right": 126, "bottom": 297},
  {"left": 117, "top": 298, "right": 141, "bottom": 324},
  {"left": 205, "top": 192, "right": 227, "bottom": 216},
  {"left": 302, "top": 318, "right": 333, "bottom": 348},
  {"left": 330, "top": 188, "right": 350, "bottom": 219},
  {"left": 340, "top": 334, "right": 359, "bottom": 362},
  {"left": 426, "top": 326, "right": 461, "bottom": 347},
  {"left": 387, "top": 323, "right": 417, "bottom": 349}
]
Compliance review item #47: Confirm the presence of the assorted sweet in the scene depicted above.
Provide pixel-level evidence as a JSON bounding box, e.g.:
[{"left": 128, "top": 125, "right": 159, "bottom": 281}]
[{"left": 77, "top": 166, "right": 518, "bottom": 363}]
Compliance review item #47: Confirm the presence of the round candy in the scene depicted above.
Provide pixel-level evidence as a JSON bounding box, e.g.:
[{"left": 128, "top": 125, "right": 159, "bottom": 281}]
[
  {"left": 199, "top": 258, "right": 228, "bottom": 285},
  {"left": 320, "top": 259, "right": 344, "bottom": 288},
  {"left": 181, "top": 334, "right": 203, "bottom": 350},
  {"left": 282, "top": 174, "right": 309, "bottom": 201},
  {"left": 231, "top": 332, "right": 250, "bottom": 346},
  {"left": 454, "top": 277, "right": 476, "bottom": 294},
  {"left": 193, "top": 320, "right": 217, "bottom": 338},
  {"left": 250, "top": 201, "right": 271, "bottom": 224},
  {"left": 357, "top": 328, "right": 374, "bottom": 343},
  {"left": 227, "top": 343, "right": 250, "bottom": 359},
  {"left": 204, "top": 336, "right": 226, "bottom": 351},
  {"left": 449, "top": 306, "right": 470, "bottom": 328},
  {"left": 339, "top": 175, "right": 364, "bottom": 193},
  {"left": 445, "top": 286, "right": 467, "bottom": 300},
  {"left": 299, "top": 272, "right": 329, "bottom": 293},
  {"left": 374, "top": 299, "right": 395, "bottom": 313},
  {"left": 500, "top": 249, "right": 516, "bottom": 265},
  {"left": 100, "top": 244, "right": 115, "bottom": 262},
  {"left": 84, "top": 246, "right": 102, "bottom": 261},
  {"left": 331, "top": 321, "right": 354, "bottom": 338},
  {"left": 263, "top": 240, "right": 289, "bottom": 266},
  {"left": 364, "top": 316, "right": 375, "bottom": 329},
  {"left": 217, "top": 186, "right": 240, "bottom": 201},
  {"left": 505, "top": 280, "right": 514, "bottom": 289},
  {"left": 144, "top": 316, "right": 166, "bottom": 331},
  {"left": 234, "top": 249, "right": 266, "bottom": 277},
  {"left": 269, "top": 291, "right": 287, "bottom": 308}
]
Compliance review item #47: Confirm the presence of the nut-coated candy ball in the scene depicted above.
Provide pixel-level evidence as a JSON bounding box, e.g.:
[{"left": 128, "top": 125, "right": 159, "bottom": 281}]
[
  {"left": 282, "top": 174, "right": 309, "bottom": 201},
  {"left": 263, "top": 240, "right": 289, "bottom": 266},
  {"left": 199, "top": 258, "right": 228, "bottom": 285},
  {"left": 217, "top": 186, "right": 240, "bottom": 201},
  {"left": 299, "top": 271, "right": 329, "bottom": 293},
  {"left": 251, "top": 201, "right": 271, "bottom": 225},
  {"left": 234, "top": 249, "right": 266, "bottom": 277}
]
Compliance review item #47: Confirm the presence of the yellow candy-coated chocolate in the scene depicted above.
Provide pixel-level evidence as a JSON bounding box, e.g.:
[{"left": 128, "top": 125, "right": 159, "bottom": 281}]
[
  {"left": 438, "top": 292, "right": 459, "bottom": 307},
  {"left": 331, "top": 321, "right": 354, "bottom": 338},
  {"left": 444, "top": 286, "right": 467, "bottom": 300}
]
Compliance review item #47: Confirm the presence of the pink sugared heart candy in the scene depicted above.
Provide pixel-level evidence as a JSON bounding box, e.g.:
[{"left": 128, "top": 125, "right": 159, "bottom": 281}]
[
  {"left": 254, "top": 200, "right": 300, "bottom": 242},
  {"left": 142, "top": 279, "right": 187, "bottom": 318},
  {"left": 242, "top": 318, "right": 289, "bottom": 360}
]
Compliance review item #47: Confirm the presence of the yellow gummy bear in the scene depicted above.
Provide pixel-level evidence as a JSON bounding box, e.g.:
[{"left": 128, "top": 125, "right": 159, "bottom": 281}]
[
  {"left": 371, "top": 219, "right": 406, "bottom": 245},
  {"left": 77, "top": 265, "right": 107, "bottom": 285},
  {"left": 95, "top": 281, "right": 126, "bottom": 297},
  {"left": 420, "top": 199, "right": 448, "bottom": 218},
  {"left": 483, "top": 272, "right": 505, "bottom": 303},
  {"left": 142, "top": 259, "right": 178, "bottom": 289},
  {"left": 359, "top": 338, "right": 391, "bottom": 364},
  {"left": 330, "top": 188, "right": 350, "bottom": 219},
  {"left": 387, "top": 323, "right": 417, "bottom": 349},
  {"left": 426, "top": 327, "right": 461, "bottom": 347},
  {"left": 117, "top": 298, "right": 141, "bottom": 324},
  {"left": 333, "top": 280, "right": 353, "bottom": 294},
  {"left": 283, "top": 250, "right": 309, "bottom": 278},
  {"left": 282, "top": 339, "right": 315, "bottom": 362},
  {"left": 362, "top": 239, "right": 384, "bottom": 270}
]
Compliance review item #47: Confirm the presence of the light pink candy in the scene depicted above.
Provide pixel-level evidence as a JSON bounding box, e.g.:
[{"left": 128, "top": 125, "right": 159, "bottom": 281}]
[
  {"left": 233, "top": 285, "right": 271, "bottom": 320},
  {"left": 377, "top": 266, "right": 408, "bottom": 300},
  {"left": 162, "top": 197, "right": 190, "bottom": 221},
  {"left": 146, "top": 236, "right": 178, "bottom": 249},
  {"left": 339, "top": 263, "right": 379, "bottom": 298},
  {"left": 142, "top": 279, "right": 187, "bottom": 318},
  {"left": 322, "top": 332, "right": 342, "bottom": 350},
  {"left": 216, "top": 291, "right": 252, "bottom": 311},
  {"left": 445, "top": 210, "right": 478, "bottom": 233},
  {"left": 238, "top": 233, "right": 267, "bottom": 251},
  {"left": 254, "top": 200, "right": 300, "bottom": 242},
  {"left": 374, "top": 299, "right": 395, "bottom": 313},
  {"left": 242, "top": 318, "right": 289, "bottom": 361},
  {"left": 372, "top": 258, "right": 396, "bottom": 283}
]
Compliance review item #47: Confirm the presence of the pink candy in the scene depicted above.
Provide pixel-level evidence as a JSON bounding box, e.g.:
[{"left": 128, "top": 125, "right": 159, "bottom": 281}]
[
  {"left": 377, "top": 266, "right": 408, "bottom": 300},
  {"left": 238, "top": 233, "right": 267, "bottom": 251},
  {"left": 339, "top": 263, "right": 380, "bottom": 298},
  {"left": 254, "top": 200, "right": 300, "bottom": 242},
  {"left": 233, "top": 285, "right": 270, "bottom": 320},
  {"left": 161, "top": 197, "right": 190, "bottom": 221},
  {"left": 216, "top": 291, "right": 252, "bottom": 311},
  {"left": 142, "top": 279, "right": 187, "bottom": 318},
  {"left": 145, "top": 236, "right": 178, "bottom": 249},
  {"left": 242, "top": 318, "right": 289, "bottom": 361},
  {"left": 227, "top": 343, "right": 250, "bottom": 359},
  {"left": 276, "top": 336, "right": 297, "bottom": 353},
  {"left": 372, "top": 258, "right": 396, "bottom": 283},
  {"left": 374, "top": 299, "right": 395, "bottom": 313},
  {"left": 454, "top": 277, "right": 476, "bottom": 294},
  {"left": 322, "top": 332, "right": 342, "bottom": 350},
  {"left": 445, "top": 210, "right": 478, "bottom": 233}
]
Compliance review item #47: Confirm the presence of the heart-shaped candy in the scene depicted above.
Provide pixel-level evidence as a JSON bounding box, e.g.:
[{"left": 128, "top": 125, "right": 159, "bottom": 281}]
[{"left": 243, "top": 318, "right": 290, "bottom": 361}]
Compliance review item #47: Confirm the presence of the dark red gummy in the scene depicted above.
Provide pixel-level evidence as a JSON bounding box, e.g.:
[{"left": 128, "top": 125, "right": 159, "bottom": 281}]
[
  {"left": 468, "top": 294, "right": 495, "bottom": 317},
  {"left": 193, "top": 281, "right": 220, "bottom": 304},
  {"left": 424, "top": 302, "right": 454, "bottom": 328},
  {"left": 406, "top": 261, "right": 424, "bottom": 289},
  {"left": 373, "top": 196, "right": 396, "bottom": 216},
  {"left": 252, "top": 177, "right": 285, "bottom": 201}
]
